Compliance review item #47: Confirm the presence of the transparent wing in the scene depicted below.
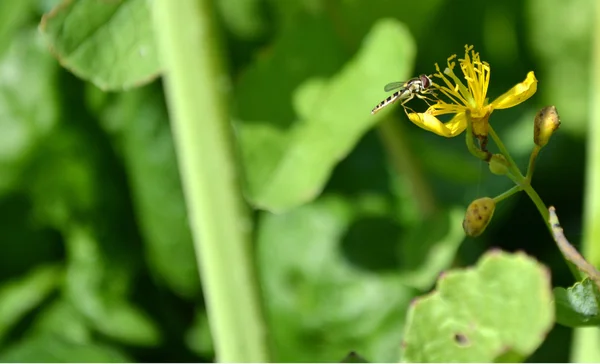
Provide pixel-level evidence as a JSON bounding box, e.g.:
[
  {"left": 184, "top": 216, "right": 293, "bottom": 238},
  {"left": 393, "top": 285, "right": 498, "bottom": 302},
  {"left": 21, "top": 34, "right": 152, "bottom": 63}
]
[{"left": 383, "top": 81, "right": 406, "bottom": 92}]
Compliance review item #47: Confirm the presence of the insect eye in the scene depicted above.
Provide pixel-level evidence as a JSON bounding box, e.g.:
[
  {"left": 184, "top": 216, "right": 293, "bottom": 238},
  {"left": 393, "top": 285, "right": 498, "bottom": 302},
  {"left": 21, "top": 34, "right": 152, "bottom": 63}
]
[{"left": 420, "top": 75, "right": 431, "bottom": 88}]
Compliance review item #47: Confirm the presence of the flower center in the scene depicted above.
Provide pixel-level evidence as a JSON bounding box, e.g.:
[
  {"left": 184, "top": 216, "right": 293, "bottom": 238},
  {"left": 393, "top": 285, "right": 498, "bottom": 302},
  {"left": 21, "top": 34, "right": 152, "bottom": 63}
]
[{"left": 429, "top": 45, "right": 491, "bottom": 116}]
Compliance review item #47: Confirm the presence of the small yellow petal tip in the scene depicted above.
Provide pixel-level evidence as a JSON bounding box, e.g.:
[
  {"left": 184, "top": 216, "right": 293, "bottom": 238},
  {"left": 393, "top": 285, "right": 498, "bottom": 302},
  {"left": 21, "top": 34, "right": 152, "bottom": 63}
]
[{"left": 491, "top": 71, "right": 538, "bottom": 110}]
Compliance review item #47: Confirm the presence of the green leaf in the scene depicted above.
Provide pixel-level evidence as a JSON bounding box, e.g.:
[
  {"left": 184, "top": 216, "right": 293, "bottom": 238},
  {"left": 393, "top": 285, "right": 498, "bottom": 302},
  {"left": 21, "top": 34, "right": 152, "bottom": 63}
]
[
  {"left": 64, "top": 225, "right": 161, "bottom": 346},
  {"left": 0, "top": 0, "right": 35, "bottom": 56},
  {"left": 39, "top": 0, "right": 159, "bottom": 90},
  {"left": 396, "top": 207, "right": 466, "bottom": 290},
  {"left": 0, "top": 334, "right": 131, "bottom": 362},
  {"left": 239, "top": 18, "right": 416, "bottom": 212},
  {"left": 402, "top": 251, "right": 554, "bottom": 362},
  {"left": 0, "top": 28, "right": 59, "bottom": 196},
  {"left": 97, "top": 85, "right": 199, "bottom": 298},
  {"left": 0, "top": 265, "right": 62, "bottom": 343},
  {"left": 555, "top": 278, "right": 600, "bottom": 327},
  {"left": 29, "top": 299, "right": 92, "bottom": 343},
  {"left": 258, "top": 195, "right": 418, "bottom": 362},
  {"left": 23, "top": 117, "right": 160, "bottom": 346}
]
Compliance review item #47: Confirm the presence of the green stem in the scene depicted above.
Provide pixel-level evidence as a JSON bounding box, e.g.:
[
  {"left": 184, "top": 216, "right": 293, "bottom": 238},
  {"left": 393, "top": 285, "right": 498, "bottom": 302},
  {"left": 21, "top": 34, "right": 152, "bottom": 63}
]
[
  {"left": 487, "top": 126, "right": 522, "bottom": 179},
  {"left": 520, "top": 183, "right": 551, "bottom": 234},
  {"left": 377, "top": 117, "right": 437, "bottom": 218},
  {"left": 487, "top": 126, "right": 548, "bottom": 226},
  {"left": 493, "top": 185, "right": 522, "bottom": 204},
  {"left": 581, "top": 0, "right": 600, "bottom": 276},
  {"left": 525, "top": 146, "right": 541, "bottom": 182},
  {"left": 488, "top": 126, "right": 582, "bottom": 281},
  {"left": 152, "top": 1, "right": 269, "bottom": 361},
  {"left": 572, "top": 0, "right": 600, "bottom": 361}
]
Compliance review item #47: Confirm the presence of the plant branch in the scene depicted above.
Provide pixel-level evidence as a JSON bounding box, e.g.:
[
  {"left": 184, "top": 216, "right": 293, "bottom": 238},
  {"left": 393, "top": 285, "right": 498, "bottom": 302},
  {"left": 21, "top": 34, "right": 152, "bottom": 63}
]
[{"left": 152, "top": 0, "right": 270, "bottom": 361}]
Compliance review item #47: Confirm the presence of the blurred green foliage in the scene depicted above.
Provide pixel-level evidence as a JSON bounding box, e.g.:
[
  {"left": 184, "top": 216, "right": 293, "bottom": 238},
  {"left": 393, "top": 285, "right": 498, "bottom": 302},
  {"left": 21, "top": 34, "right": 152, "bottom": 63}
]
[{"left": 0, "top": 0, "right": 594, "bottom": 361}]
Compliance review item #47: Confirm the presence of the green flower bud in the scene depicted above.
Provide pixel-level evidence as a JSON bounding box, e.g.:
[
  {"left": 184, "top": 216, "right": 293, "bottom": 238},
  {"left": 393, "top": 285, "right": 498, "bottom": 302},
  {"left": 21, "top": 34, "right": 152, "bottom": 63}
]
[
  {"left": 463, "top": 197, "right": 496, "bottom": 237},
  {"left": 489, "top": 154, "right": 509, "bottom": 176},
  {"left": 534, "top": 106, "right": 560, "bottom": 148}
]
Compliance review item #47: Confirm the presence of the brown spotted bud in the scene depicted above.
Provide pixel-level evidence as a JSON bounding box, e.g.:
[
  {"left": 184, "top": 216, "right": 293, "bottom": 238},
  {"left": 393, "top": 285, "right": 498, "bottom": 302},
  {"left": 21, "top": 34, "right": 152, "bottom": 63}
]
[
  {"left": 463, "top": 197, "right": 496, "bottom": 237},
  {"left": 534, "top": 106, "right": 560, "bottom": 148},
  {"left": 489, "top": 154, "right": 509, "bottom": 176}
]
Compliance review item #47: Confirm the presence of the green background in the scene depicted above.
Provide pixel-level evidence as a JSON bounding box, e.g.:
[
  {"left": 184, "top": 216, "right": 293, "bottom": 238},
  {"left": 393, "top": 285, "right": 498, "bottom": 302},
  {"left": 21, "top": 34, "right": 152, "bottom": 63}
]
[{"left": 0, "top": 0, "right": 593, "bottom": 361}]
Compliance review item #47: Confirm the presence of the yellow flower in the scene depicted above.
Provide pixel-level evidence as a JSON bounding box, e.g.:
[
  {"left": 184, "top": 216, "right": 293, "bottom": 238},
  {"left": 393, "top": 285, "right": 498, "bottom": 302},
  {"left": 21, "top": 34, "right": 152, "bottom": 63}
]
[{"left": 407, "top": 45, "right": 538, "bottom": 138}]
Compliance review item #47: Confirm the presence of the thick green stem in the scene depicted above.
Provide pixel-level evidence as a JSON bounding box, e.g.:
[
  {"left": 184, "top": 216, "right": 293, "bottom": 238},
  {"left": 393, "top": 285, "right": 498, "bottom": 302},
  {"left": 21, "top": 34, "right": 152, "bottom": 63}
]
[
  {"left": 377, "top": 118, "right": 437, "bottom": 218},
  {"left": 152, "top": 0, "right": 269, "bottom": 361},
  {"left": 572, "top": 0, "right": 600, "bottom": 361}
]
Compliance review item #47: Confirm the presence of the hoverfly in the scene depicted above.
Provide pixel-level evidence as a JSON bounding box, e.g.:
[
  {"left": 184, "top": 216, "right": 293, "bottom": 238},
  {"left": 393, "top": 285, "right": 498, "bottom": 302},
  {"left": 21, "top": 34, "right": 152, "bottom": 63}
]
[{"left": 371, "top": 74, "right": 435, "bottom": 115}]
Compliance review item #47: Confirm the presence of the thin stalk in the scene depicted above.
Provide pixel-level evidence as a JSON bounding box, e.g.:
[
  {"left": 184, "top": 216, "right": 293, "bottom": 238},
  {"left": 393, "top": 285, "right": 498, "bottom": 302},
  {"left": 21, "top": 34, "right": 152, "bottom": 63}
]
[
  {"left": 488, "top": 126, "right": 582, "bottom": 281},
  {"left": 525, "top": 146, "right": 541, "bottom": 182},
  {"left": 487, "top": 126, "right": 522, "bottom": 179},
  {"left": 493, "top": 185, "right": 522, "bottom": 204},
  {"left": 571, "top": 0, "right": 600, "bottom": 361},
  {"left": 152, "top": 0, "right": 269, "bottom": 362},
  {"left": 377, "top": 117, "right": 437, "bottom": 218}
]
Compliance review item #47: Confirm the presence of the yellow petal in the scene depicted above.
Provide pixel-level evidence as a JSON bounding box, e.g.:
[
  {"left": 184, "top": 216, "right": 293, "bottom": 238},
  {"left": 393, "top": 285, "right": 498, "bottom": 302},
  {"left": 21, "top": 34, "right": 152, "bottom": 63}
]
[
  {"left": 407, "top": 112, "right": 467, "bottom": 137},
  {"left": 491, "top": 71, "right": 538, "bottom": 110}
]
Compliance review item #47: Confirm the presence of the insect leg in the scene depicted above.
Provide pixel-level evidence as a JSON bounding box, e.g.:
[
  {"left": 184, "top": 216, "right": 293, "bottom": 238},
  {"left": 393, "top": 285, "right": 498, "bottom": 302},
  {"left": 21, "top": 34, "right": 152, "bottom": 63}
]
[
  {"left": 399, "top": 93, "right": 418, "bottom": 116},
  {"left": 415, "top": 93, "right": 437, "bottom": 107}
]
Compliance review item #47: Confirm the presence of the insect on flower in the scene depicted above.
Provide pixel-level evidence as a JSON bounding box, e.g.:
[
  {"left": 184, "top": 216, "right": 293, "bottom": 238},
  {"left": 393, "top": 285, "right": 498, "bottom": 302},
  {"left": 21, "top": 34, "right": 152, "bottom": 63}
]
[{"left": 371, "top": 74, "right": 435, "bottom": 115}]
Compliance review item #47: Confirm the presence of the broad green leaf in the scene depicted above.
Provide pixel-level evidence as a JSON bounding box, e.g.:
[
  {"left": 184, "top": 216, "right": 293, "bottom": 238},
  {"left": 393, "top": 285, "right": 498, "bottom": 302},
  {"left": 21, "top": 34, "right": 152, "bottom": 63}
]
[
  {"left": 64, "top": 225, "right": 161, "bottom": 346},
  {"left": 23, "top": 118, "right": 159, "bottom": 346},
  {"left": 0, "top": 0, "right": 34, "bottom": 55},
  {"left": 239, "top": 19, "right": 415, "bottom": 212},
  {"left": 39, "top": 0, "right": 159, "bottom": 90},
  {"left": 0, "top": 28, "right": 59, "bottom": 196},
  {"left": 555, "top": 278, "right": 600, "bottom": 327},
  {"left": 29, "top": 299, "right": 91, "bottom": 343},
  {"left": 258, "top": 195, "right": 419, "bottom": 362},
  {"left": 0, "top": 334, "right": 131, "bottom": 362},
  {"left": 0, "top": 265, "right": 62, "bottom": 343},
  {"left": 97, "top": 85, "right": 199, "bottom": 298},
  {"left": 402, "top": 251, "right": 554, "bottom": 363},
  {"left": 396, "top": 207, "right": 465, "bottom": 290}
]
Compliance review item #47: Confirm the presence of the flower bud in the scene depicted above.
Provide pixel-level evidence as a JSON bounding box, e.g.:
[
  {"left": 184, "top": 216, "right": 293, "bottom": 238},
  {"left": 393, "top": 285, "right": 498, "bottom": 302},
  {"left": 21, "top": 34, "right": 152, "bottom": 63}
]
[
  {"left": 534, "top": 106, "right": 560, "bottom": 148},
  {"left": 463, "top": 197, "right": 496, "bottom": 237},
  {"left": 489, "top": 154, "right": 509, "bottom": 176}
]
